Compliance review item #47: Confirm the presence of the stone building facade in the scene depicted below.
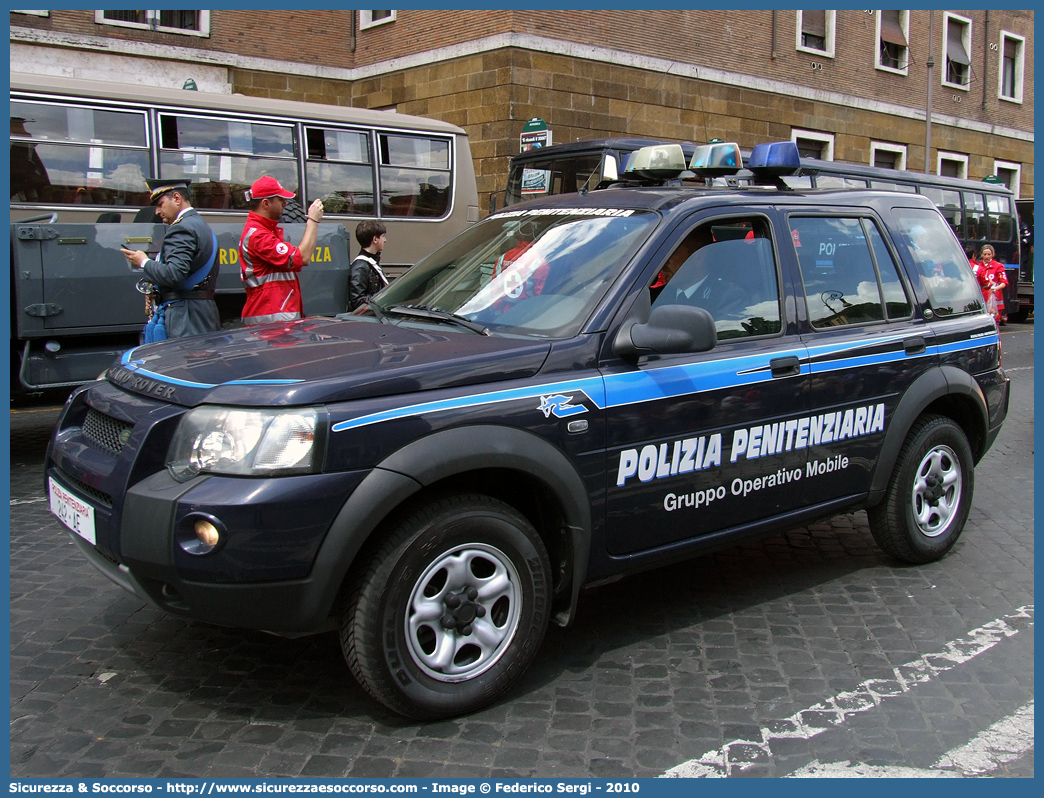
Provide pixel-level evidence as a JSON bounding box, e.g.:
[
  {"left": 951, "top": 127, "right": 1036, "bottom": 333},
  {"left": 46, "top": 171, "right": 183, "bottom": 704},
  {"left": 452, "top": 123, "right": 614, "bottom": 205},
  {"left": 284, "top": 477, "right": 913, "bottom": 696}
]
[{"left": 11, "top": 9, "right": 1034, "bottom": 211}]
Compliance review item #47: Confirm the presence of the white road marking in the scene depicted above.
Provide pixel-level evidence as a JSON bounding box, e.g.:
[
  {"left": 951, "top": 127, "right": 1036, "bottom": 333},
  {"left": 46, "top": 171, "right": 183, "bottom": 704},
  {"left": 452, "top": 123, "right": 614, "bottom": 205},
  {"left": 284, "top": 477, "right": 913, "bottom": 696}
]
[
  {"left": 662, "top": 606, "right": 1034, "bottom": 778},
  {"left": 787, "top": 700, "right": 1034, "bottom": 777},
  {"left": 10, "top": 497, "right": 47, "bottom": 506}
]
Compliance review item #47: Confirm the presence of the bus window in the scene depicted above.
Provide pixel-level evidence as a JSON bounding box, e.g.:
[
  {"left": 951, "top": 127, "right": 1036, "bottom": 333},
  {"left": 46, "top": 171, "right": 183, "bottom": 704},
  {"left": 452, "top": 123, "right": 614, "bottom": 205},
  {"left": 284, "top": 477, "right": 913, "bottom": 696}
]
[
  {"left": 816, "top": 174, "right": 869, "bottom": 189},
  {"left": 870, "top": 180, "right": 916, "bottom": 193},
  {"left": 919, "top": 186, "right": 963, "bottom": 237},
  {"left": 305, "top": 127, "right": 375, "bottom": 215},
  {"left": 378, "top": 134, "right": 452, "bottom": 218},
  {"left": 963, "top": 191, "right": 988, "bottom": 243},
  {"left": 10, "top": 100, "right": 150, "bottom": 206},
  {"left": 158, "top": 114, "right": 298, "bottom": 210},
  {"left": 987, "top": 193, "right": 1014, "bottom": 243}
]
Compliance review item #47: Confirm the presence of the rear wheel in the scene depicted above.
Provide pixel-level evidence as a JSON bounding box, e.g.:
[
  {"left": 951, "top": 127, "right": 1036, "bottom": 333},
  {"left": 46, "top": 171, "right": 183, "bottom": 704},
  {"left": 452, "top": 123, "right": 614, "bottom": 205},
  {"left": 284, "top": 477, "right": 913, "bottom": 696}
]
[
  {"left": 868, "top": 415, "right": 974, "bottom": 564},
  {"left": 1009, "top": 308, "right": 1030, "bottom": 324},
  {"left": 342, "top": 494, "right": 551, "bottom": 719}
]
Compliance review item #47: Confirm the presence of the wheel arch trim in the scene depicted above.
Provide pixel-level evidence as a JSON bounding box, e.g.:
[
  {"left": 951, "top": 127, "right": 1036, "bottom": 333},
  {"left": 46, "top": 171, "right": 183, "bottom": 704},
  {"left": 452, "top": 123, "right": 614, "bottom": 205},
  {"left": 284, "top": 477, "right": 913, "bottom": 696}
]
[
  {"left": 314, "top": 426, "right": 592, "bottom": 628},
  {"left": 869, "top": 365, "right": 988, "bottom": 499}
]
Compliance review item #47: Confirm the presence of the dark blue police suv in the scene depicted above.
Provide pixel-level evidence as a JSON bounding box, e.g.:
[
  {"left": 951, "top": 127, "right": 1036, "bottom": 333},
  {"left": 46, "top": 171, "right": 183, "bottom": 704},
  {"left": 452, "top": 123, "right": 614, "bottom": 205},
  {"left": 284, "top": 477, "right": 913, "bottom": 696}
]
[{"left": 46, "top": 142, "right": 1009, "bottom": 719}]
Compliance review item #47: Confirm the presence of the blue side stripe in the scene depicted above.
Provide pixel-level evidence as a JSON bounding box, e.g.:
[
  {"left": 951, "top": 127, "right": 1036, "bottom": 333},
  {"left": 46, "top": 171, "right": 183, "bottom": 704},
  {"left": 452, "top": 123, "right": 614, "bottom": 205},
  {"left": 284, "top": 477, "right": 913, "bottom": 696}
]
[
  {"left": 331, "top": 377, "right": 607, "bottom": 433},
  {"left": 118, "top": 348, "right": 303, "bottom": 388}
]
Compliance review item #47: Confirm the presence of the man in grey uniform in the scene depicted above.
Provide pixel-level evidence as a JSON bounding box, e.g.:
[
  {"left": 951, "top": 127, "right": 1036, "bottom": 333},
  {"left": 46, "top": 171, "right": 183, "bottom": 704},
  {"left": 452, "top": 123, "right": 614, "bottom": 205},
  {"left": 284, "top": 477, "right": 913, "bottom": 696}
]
[{"left": 120, "top": 178, "right": 220, "bottom": 340}]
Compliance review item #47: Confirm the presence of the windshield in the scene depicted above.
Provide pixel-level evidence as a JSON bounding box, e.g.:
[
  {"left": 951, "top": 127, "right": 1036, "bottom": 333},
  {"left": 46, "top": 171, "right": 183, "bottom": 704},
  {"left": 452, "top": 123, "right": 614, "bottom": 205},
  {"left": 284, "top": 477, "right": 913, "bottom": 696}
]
[{"left": 373, "top": 208, "right": 657, "bottom": 338}]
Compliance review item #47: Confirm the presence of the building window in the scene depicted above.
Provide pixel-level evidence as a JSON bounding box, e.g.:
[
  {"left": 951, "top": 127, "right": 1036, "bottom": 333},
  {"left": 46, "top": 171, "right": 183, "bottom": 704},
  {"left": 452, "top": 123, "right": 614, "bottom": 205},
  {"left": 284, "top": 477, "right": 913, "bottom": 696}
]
[
  {"left": 870, "top": 141, "right": 907, "bottom": 171},
  {"left": 937, "top": 152, "right": 968, "bottom": 180},
  {"left": 12, "top": 10, "right": 49, "bottom": 16},
  {"left": 998, "top": 32, "right": 1025, "bottom": 103},
  {"left": 359, "top": 11, "right": 396, "bottom": 30},
  {"left": 943, "top": 13, "right": 972, "bottom": 89},
  {"left": 876, "top": 10, "right": 909, "bottom": 74},
  {"left": 796, "top": 10, "right": 835, "bottom": 57},
  {"left": 791, "top": 129, "right": 834, "bottom": 160},
  {"left": 96, "top": 10, "right": 210, "bottom": 37},
  {"left": 994, "top": 161, "right": 1021, "bottom": 199}
]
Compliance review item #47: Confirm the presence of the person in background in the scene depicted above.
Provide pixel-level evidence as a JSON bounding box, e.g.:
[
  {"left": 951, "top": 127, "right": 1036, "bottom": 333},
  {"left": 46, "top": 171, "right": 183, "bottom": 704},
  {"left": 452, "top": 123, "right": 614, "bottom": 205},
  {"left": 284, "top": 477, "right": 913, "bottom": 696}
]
[
  {"left": 347, "top": 220, "right": 388, "bottom": 311},
  {"left": 239, "top": 176, "right": 325, "bottom": 325},
  {"left": 975, "top": 244, "right": 1008, "bottom": 325},
  {"left": 119, "top": 178, "right": 220, "bottom": 341}
]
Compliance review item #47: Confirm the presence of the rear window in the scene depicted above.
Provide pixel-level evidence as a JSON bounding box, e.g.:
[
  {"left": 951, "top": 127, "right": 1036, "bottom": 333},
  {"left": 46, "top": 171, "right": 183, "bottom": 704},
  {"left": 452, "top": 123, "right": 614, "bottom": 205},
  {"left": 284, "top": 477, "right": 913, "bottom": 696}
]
[{"left": 893, "top": 208, "right": 984, "bottom": 317}]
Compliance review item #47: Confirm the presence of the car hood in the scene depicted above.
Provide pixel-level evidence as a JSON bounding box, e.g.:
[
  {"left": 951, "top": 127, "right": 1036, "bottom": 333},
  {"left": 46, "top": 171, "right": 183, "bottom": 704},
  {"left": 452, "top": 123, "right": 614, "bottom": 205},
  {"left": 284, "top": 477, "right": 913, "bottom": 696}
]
[{"left": 104, "top": 317, "right": 553, "bottom": 407}]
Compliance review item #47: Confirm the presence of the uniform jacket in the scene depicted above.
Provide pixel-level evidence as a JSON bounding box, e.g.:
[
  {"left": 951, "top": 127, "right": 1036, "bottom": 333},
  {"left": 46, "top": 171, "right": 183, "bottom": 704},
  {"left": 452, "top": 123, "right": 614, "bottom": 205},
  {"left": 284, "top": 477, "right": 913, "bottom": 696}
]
[
  {"left": 141, "top": 207, "right": 220, "bottom": 339},
  {"left": 347, "top": 252, "right": 389, "bottom": 311},
  {"left": 240, "top": 211, "right": 307, "bottom": 324}
]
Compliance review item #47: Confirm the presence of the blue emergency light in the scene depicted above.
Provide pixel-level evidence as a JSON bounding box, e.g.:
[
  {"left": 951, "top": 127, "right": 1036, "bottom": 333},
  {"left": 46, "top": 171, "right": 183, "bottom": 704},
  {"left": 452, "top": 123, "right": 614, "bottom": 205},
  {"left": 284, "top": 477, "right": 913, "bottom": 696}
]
[{"left": 747, "top": 141, "right": 801, "bottom": 176}]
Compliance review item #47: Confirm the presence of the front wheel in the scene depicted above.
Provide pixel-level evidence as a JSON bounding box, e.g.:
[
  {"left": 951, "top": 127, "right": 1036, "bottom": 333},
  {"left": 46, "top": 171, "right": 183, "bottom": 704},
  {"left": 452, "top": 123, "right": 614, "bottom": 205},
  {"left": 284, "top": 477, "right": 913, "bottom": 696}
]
[
  {"left": 868, "top": 414, "right": 974, "bottom": 564},
  {"left": 342, "top": 494, "right": 552, "bottom": 719}
]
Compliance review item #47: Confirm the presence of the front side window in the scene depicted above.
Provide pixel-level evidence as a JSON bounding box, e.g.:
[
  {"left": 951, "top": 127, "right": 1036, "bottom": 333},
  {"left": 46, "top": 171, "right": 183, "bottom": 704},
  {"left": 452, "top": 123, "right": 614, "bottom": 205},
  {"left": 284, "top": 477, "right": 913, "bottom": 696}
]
[
  {"left": 894, "top": 207, "right": 983, "bottom": 317},
  {"left": 650, "top": 217, "right": 782, "bottom": 340},
  {"left": 378, "top": 133, "right": 452, "bottom": 218},
  {"left": 10, "top": 100, "right": 150, "bottom": 206},
  {"left": 944, "top": 14, "right": 972, "bottom": 89},
  {"left": 789, "top": 216, "right": 911, "bottom": 328},
  {"left": 375, "top": 209, "right": 657, "bottom": 338},
  {"left": 158, "top": 114, "right": 297, "bottom": 210}
]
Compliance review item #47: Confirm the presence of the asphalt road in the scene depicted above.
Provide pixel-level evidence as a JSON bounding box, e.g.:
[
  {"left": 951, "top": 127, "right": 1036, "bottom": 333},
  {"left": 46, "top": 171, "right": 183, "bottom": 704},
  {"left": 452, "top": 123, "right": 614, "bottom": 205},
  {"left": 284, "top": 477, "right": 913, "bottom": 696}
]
[{"left": 8, "top": 321, "right": 1034, "bottom": 779}]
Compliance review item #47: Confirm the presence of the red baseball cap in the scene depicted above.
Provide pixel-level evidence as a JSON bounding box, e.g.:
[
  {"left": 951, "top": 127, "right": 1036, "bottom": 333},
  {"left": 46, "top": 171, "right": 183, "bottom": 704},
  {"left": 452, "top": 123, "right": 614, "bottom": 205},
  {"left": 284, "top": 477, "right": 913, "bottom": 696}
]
[{"left": 248, "top": 176, "right": 295, "bottom": 201}]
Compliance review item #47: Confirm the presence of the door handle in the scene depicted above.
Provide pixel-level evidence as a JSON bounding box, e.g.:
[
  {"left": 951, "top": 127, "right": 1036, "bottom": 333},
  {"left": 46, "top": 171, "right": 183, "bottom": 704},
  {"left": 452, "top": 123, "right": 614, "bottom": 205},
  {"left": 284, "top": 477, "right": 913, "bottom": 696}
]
[
  {"left": 904, "top": 336, "right": 926, "bottom": 355},
  {"left": 770, "top": 356, "right": 801, "bottom": 377}
]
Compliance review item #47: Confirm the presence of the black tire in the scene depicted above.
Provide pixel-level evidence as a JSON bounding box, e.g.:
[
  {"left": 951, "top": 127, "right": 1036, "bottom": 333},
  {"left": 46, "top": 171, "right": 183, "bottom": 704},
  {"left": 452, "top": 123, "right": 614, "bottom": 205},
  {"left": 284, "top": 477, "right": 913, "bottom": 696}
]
[
  {"left": 1009, "top": 308, "right": 1030, "bottom": 324},
  {"left": 342, "top": 494, "right": 552, "bottom": 719},
  {"left": 868, "top": 414, "right": 974, "bottom": 564}
]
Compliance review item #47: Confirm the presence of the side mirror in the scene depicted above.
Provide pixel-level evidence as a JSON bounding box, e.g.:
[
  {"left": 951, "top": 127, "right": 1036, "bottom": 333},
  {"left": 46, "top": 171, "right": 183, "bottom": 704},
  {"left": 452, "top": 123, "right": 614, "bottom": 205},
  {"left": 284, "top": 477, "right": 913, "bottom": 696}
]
[{"left": 613, "top": 304, "right": 717, "bottom": 359}]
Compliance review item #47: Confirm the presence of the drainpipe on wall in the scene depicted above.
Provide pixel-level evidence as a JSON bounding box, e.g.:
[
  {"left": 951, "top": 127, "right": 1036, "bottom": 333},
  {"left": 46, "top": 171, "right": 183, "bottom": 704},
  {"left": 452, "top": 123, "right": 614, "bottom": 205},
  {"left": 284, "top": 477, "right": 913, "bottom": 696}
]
[
  {"left": 771, "top": 11, "right": 778, "bottom": 60},
  {"left": 350, "top": 10, "right": 356, "bottom": 53},
  {"left": 924, "top": 10, "right": 934, "bottom": 174},
  {"left": 982, "top": 11, "right": 990, "bottom": 111}
]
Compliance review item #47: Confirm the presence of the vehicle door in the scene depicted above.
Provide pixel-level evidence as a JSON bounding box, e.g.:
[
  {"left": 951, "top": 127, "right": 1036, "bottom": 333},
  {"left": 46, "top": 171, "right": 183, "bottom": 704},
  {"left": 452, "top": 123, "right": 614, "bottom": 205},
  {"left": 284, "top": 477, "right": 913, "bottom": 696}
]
[
  {"left": 601, "top": 209, "right": 810, "bottom": 556},
  {"left": 785, "top": 207, "right": 931, "bottom": 509}
]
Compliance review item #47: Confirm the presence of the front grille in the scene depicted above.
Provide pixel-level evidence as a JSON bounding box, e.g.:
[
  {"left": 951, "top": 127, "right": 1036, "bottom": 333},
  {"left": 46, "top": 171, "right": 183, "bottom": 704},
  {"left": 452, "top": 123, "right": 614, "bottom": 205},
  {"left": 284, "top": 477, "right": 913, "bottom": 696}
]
[
  {"left": 83, "top": 408, "right": 134, "bottom": 456},
  {"left": 55, "top": 467, "right": 113, "bottom": 508}
]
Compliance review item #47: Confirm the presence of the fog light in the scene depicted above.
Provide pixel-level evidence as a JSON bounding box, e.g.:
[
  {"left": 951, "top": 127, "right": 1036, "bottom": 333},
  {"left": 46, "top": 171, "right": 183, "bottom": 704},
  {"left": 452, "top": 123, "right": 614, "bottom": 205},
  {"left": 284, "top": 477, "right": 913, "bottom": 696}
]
[
  {"left": 177, "top": 513, "right": 225, "bottom": 555},
  {"left": 195, "top": 519, "right": 220, "bottom": 548}
]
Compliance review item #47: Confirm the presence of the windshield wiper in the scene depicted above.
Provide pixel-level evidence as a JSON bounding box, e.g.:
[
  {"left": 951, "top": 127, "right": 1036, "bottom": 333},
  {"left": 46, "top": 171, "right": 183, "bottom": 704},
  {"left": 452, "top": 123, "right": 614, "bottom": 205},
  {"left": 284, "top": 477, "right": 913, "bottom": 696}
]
[
  {"left": 363, "top": 299, "right": 388, "bottom": 323},
  {"left": 385, "top": 304, "right": 490, "bottom": 335}
]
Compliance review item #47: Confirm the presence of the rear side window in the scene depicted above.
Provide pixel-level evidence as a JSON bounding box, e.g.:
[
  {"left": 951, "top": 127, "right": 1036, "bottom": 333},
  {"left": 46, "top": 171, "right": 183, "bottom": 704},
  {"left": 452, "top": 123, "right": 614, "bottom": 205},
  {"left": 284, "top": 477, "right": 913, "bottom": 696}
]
[
  {"left": 789, "top": 216, "right": 912, "bottom": 327},
  {"left": 893, "top": 207, "right": 984, "bottom": 317},
  {"left": 987, "top": 193, "right": 1014, "bottom": 243}
]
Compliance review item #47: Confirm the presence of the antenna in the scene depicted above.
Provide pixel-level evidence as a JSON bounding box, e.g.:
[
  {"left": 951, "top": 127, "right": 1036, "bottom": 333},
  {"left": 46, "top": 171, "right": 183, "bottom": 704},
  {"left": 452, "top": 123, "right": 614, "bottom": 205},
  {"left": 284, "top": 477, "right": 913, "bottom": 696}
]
[{"left": 577, "top": 60, "right": 681, "bottom": 196}]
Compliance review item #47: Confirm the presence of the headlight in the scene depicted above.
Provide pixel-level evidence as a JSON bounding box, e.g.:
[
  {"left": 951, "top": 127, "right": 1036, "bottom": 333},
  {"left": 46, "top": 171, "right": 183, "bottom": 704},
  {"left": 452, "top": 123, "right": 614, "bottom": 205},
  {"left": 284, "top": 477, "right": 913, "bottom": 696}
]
[{"left": 168, "top": 406, "right": 319, "bottom": 481}]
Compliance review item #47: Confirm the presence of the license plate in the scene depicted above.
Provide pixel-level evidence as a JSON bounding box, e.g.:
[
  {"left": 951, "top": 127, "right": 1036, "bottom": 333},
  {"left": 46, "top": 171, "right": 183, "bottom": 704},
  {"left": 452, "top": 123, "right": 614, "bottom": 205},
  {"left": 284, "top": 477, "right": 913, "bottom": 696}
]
[{"left": 48, "top": 477, "right": 96, "bottom": 545}]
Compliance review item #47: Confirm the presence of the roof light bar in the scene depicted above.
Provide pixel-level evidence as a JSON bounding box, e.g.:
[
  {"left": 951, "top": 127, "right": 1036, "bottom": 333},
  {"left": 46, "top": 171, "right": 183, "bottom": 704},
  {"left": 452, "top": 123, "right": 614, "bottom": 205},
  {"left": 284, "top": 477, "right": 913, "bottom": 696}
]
[
  {"left": 747, "top": 141, "right": 800, "bottom": 176},
  {"left": 623, "top": 144, "right": 687, "bottom": 180},
  {"left": 688, "top": 141, "right": 743, "bottom": 177}
]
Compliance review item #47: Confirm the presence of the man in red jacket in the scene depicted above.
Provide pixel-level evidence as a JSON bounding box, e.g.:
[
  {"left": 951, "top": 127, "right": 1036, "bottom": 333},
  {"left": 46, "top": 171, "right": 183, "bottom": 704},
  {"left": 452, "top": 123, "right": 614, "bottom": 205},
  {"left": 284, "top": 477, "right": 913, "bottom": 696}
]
[{"left": 239, "top": 176, "right": 326, "bottom": 325}]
